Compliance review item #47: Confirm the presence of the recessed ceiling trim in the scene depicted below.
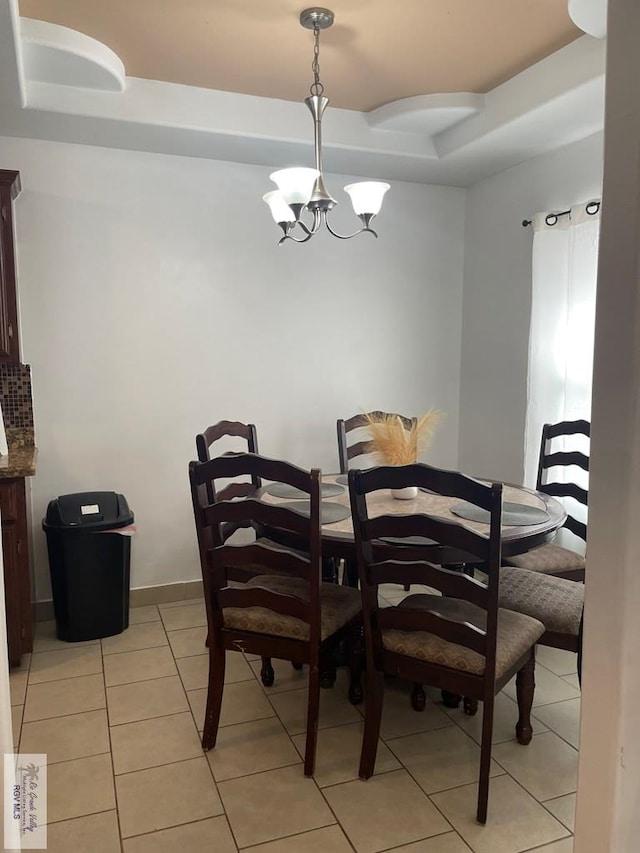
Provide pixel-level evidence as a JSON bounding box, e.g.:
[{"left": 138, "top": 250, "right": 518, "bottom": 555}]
[
  {"left": 20, "top": 17, "right": 125, "bottom": 92},
  {"left": 367, "top": 94, "right": 485, "bottom": 136}
]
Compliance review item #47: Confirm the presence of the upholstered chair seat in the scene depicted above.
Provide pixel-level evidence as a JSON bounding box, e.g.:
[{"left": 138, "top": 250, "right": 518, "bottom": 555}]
[
  {"left": 498, "top": 566, "right": 584, "bottom": 637},
  {"left": 382, "top": 594, "right": 545, "bottom": 678},
  {"left": 506, "top": 543, "right": 585, "bottom": 576},
  {"left": 223, "top": 575, "right": 362, "bottom": 641}
]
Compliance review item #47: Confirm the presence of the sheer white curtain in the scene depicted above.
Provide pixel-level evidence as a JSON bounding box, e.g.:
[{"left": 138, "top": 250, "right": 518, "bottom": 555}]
[{"left": 524, "top": 202, "right": 600, "bottom": 548}]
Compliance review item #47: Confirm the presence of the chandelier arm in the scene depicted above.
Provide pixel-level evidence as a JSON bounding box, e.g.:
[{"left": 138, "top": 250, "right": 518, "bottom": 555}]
[{"left": 324, "top": 213, "right": 379, "bottom": 240}]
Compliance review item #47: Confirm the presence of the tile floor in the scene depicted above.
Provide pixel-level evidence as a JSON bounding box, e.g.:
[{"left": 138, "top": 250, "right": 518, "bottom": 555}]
[{"left": 8, "top": 586, "right": 580, "bottom": 853}]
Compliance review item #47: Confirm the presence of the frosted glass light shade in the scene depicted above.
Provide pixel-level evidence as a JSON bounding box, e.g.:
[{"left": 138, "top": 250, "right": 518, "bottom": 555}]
[
  {"left": 270, "top": 168, "right": 320, "bottom": 206},
  {"left": 344, "top": 181, "right": 390, "bottom": 216},
  {"left": 263, "top": 191, "right": 296, "bottom": 224}
]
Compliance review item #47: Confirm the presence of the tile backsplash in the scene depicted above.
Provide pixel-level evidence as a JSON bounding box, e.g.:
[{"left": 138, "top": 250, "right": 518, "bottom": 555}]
[{"left": 0, "top": 363, "right": 34, "bottom": 436}]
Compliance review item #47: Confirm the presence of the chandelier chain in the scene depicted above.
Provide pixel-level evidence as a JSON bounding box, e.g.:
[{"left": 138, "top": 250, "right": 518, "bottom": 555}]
[{"left": 310, "top": 24, "right": 324, "bottom": 97}]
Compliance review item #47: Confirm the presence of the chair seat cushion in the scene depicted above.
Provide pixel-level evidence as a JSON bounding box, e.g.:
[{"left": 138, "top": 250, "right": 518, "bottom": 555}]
[
  {"left": 381, "top": 594, "right": 545, "bottom": 678},
  {"left": 505, "top": 543, "right": 586, "bottom": 575},
  {"left": 223, "top": 575, "right": 361, "bottom": 642},
  {"left": 498, "top": 565, "right": 584, "bottom": 637}
]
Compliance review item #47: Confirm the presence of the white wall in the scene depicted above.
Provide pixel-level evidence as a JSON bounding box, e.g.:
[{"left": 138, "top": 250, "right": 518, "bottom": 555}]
[
  {"left": 459, "top": 133, "right": 604, "bottom": 484},
  {"left": 0, "top": 136, "right": 465, "bottom": 600}
]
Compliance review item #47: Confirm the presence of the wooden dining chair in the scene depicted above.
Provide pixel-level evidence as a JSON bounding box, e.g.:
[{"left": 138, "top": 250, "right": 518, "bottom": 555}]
[
  {"left": 189, "top": 453, "right": 363, "bottom": 776},
  {"left": 505, "top": 419, "right": 590, "bottom": 581},
  {"left": 348, "top": 462, "right": 545, "bottom": 824}
]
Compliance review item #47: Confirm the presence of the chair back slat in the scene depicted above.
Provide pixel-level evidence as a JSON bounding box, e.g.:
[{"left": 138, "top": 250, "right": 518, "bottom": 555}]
[
  {"left": 541, "top": 482, "right": 588, "bottom": 506},
  {"left": 544, "top": 451, "right": 589, "bottom": 473},
  {"left": 349, "top": 462, "right": 502, "bottom": 674},
  {"left": 217, "top": 585, "right": 311, "bottom": 623},
  {"left": 204, "top": 497, "right": 311, "bottom": 539},
  {"left": 564, "top": 515, "right": 588, "bottom": 541},
  {"left": 337, "top": 411, "right": 416, "bottom": 473},
  {"left": 536, "top": 420, "right": 590, "bottom": 545},
  {"left": 363, "top": 513, "right": 491, "bottom": 565},
  {"left": 369, "top": 561, "right": 488, "bottom": 608},
  {"left": 377, "top": 606, "right": 487, "bottom": 655},
  {"left": 214, "top": 541, "right": 310, "bottom": 578}
]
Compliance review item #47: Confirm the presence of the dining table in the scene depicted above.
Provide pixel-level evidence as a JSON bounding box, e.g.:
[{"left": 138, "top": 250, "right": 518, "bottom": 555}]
[{"left": 258, "top": 472, "right": 567, "bottom": 566}]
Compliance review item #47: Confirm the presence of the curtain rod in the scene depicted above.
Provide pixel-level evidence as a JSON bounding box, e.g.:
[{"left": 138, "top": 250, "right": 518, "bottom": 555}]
[{"left": 522, "top": 199, "right": 601, "bottom": 228}]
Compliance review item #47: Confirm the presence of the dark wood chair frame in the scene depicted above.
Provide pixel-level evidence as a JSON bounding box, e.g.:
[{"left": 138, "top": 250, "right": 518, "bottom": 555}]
[
  {"left": 534, "top": 419, "right": 590, "bottom": 581},
  {"left": 195, "top": 420, "right": 280, "bottom": 685},
  {"left": 190, "top": 453, "right": 362, "bottom": 776},
  {"left": 349, "top": 463, "right": 538, "bottom": 824}
]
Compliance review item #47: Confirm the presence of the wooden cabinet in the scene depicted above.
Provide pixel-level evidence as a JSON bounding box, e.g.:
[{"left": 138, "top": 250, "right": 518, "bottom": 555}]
[
  {"left": 0, "top": 170, "right": 21, "bottom": 363},
  {"left": 1, "top": 478, "right": 32, "bottom": 666}
]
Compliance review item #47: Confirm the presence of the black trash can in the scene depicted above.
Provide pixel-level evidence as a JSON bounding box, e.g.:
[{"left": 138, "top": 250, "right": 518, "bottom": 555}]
[{"left": 42, "top": 491, "right": 134, "bottom": 642}]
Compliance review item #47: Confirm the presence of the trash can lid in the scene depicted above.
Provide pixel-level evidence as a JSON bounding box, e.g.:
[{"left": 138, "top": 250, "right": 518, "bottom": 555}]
[{"left": 43, "top": 491, "right": 134, "bottom": 531}]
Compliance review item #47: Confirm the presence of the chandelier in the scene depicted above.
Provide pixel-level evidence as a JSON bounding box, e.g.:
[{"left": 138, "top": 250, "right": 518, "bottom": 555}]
[{"left": 263, "top": 7, "right": 390, "bottom": 245}]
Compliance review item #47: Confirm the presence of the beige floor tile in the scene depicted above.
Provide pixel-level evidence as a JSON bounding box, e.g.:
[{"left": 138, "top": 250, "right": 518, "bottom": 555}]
[
  {"left": 178, "top": 651, "right": 254, "bottom": 691},
  {"left": 443, "top": 692, "right": 548, "bottom": 745},
  {"left": 387, "top": 725, "right": 504, "bottom": 795},
  {"left": 385, "top": 834, "right": 472, "bottom": 852},
  {"left": 129, "top": 604, "right": 161, "bottom": 624},
  {"left": 291, "top": 721, "right": 400, "bottom": 788},
  {"left": 20, "top": 708, "right": 110, "bottom": 765},
  {"left": 536, "top": 646, "right": 578, "bottom": 677},
  {"left": 160, "top": 601, "right": 208, "bottom": 631},
  {"left": 207, "top": 716, "right": 300, "bottom": 781},
  {"left": 102, "top": 621, "right": 168, "bottom": 655},
  {"left": 107, "top": 675, "right": 188, "bottom": 725},
  {"left": 533, "top": 699, "right": 581, "bottom": 749},
  {"left": 130, "top": 585, "right": 187, "bottom": 607},
  {"left": 29, "top": 645, "right": 103, "bottom": 684},
  {"left": 116, "top": 757, "right": 223, "bottom": 838},
  {"left": 47, "top": 754, "right": 116, "bottom": 823},
  {"left": 45, "top": 810, "right": 121, "bottom": 853},
  {"left": 375, "top": 680, "right": 454, "bottom": 740},
  {"left": 32, "top": 620, "right": 100, "bottom": 653},
  {"left": 244, "top": 824, "right": 354, "bottom": 852},
  {"left": 23, "top": 673, "right": 106, "bottom": 722},
  {"left": 158, "top": 595, "right": 204, "bottom": 610},
  {"left": 167, "top": 626, "right": 208, "bottom": 658},
  {"left": 188, "top": 679, "right": 275, "bottom": 731},
  {"left": 103, "top": 645, "right": 177, "bottom": 686},
  {"left": 11, "top": 704, "right": 22, "bottom": 748},
  {"left": 269, "top": 680, "right": 361, "bottom": 736},
  {"left": 502, "top": 667, "right": 580, "bottom": 708},
  {"left": 431, "top": 774, "right": 569, "bottom": 853},
  {"left": 492, "top": 731, "right": 578, "bottom": 801},
  {"left": 528, "top": 839, "right": 574, "bottom": 852},
  {"left": 251, "top": 656, "right": 309, "bottom": 693},
  {"left": 544, "top": 793, "right": 576, "bottom": 832},
  {"left": 111, "top": 711, "right": 202, "bottom": 774},
  {"left": 123, "top": 816, "right": 236, "bottom": 853},
  {"left": 219, "top": 764, "right": 335, "bottom": 848},
  {"left": 562, "top": 673, "right": 581, "bottom": 690},
  {"left": 324, "top": 768, "right": 450, "bottom": 853},
  {"left": 9, "top": 667, "right": 28, "bottom": 705}
]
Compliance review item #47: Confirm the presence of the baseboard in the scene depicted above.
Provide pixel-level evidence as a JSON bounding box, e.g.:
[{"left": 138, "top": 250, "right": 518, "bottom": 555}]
[{"left": 33, "top": 580, "right": 205, "bottom": 621}]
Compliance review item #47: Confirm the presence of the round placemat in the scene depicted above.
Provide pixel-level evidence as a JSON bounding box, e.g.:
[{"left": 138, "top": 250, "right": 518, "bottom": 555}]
[
  {"left": 280, "top": 501, "right": 351, "bottom": 524},
  {"left": 450, "top": 501, "right": 550, "bottom": 526},
  {"left": 265, "top": 482, "right": 345, "bottom": 499},
  {"left": 335, "top": 474, "right": 349, "bottom": 485}
]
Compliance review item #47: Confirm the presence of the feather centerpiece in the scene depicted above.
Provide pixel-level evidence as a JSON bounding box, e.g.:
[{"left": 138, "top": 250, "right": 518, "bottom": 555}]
[{"left": 363, "top": 410, "right": 445, "bottom": 465}]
